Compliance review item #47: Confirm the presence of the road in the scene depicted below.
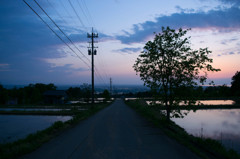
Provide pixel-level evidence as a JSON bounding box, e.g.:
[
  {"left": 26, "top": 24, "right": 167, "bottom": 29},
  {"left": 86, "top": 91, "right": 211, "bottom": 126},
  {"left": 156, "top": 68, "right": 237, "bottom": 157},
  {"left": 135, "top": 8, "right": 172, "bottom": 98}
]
[{"left": 21, "top": 99, "right": 200, "bottom": 159}]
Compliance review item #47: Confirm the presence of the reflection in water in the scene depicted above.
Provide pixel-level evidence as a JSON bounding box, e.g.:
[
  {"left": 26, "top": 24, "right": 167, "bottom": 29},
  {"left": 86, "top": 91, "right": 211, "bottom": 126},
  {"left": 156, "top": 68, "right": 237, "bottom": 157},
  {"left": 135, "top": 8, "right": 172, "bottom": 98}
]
[
  {"left": 0, "top": 108, "right": 71, "bottom": 111},
  {"left": 0, "top": 115, "right": 72, "bottom": 144},
  {"left": 147, "top": 100, "right": 235, "bottom": 105},
  {"left": 172, "top": 109, "right": 240, "bottom": 153},
  {"left": 199, "top": 100, "right": 235, "bottom": 105}
]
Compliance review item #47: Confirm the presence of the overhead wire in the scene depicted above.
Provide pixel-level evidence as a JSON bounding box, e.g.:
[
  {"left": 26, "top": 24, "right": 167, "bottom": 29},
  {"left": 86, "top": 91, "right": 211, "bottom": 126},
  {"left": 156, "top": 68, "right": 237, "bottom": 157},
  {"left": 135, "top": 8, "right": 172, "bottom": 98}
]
[
  {"left": 24, "top": 0, "right": 110, "bottom": 87},
  {"left": 68, "top": 0, "right": 86, "bottom": 30},
  {"left": 66, "top": 0, "right": 91, "bottom": 49},
  {"left": 46, "top": 0, "right": 68, "bottom": 25},
  {"left": 45, "top": 0, "right": 106, "bottom": 85},
  {"left": 81, "top": 0, "right": 95, "bottom": 27},
  {"left": 96, "top": 48, "right": 111, "bottom": 81},
  {"left": 76, "top": 0, "right": 91, "bottom": 27},
  {"left": 23, "top": 0, "right": 90, "bottom": 69},
  {"left": 33, "top": 0, "right": 91, "bottom": 64},
  {"left": 77, "top": 0, "right": 110, "bottom": 86},
  {"left": 59, "top": 0, "right": 89, "bottom": 49},
  {"left": 59, "top": 0, "right": 81, "bottom": 28}
]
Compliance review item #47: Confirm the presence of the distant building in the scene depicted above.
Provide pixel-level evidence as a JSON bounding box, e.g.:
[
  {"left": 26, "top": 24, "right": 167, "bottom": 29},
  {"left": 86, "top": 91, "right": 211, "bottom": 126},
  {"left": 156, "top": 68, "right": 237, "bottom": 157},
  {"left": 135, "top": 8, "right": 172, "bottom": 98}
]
[{"left": 43, "top": 90, "right": 67, "bottom": 104}]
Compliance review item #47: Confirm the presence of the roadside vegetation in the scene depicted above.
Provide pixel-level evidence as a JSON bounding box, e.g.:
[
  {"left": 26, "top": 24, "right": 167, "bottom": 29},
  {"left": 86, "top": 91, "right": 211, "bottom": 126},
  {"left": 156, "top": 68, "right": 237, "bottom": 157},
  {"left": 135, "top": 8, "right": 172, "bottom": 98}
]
[
  {"left": 0, "top": 102, "right": 112, "bottom": 159},
  {"left": 126, "top": 99, "right": 240, "bottom": 159}
]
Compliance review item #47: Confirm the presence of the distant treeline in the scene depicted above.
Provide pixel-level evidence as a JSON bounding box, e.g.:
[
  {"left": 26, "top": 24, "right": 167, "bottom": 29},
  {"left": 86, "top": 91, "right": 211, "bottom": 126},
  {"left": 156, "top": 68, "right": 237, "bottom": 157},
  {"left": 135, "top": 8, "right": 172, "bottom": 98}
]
[
  {"left": 0, "top": 83, "right": 56, "bottom": 105},
  {"left": 121, "top": 85, "right": 238, "bottom": 99},
  {"left": 0, "top": 82, "right": 239, "bottom": 105},
  {"left": 0, "top": 83, "right": 110, "bottom": 105}
]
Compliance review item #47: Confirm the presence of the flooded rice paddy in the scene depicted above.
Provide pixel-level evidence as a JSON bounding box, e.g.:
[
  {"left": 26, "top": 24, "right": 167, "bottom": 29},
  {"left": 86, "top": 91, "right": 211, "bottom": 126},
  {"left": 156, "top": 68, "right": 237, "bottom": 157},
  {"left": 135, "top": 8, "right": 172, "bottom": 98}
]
[
  {"left": 172, "top": 109, "right": 240, "bottom": 153},
  {"left": 0, "top": 115, "right": 72, "bottom": 144}
]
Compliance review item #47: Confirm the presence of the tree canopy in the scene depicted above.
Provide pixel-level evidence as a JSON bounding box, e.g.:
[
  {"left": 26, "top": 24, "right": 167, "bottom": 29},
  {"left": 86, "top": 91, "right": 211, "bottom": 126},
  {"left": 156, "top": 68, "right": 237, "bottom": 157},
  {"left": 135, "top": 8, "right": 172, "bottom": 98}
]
[
  {"left": 133, "top": 26, "right": 220, "bottom": 119},
  {"left": 231, "top": 71, "right": 240, "bottom": 96},
  {"left": 0, "top": 83, "right": 57, "bottom": 105}
]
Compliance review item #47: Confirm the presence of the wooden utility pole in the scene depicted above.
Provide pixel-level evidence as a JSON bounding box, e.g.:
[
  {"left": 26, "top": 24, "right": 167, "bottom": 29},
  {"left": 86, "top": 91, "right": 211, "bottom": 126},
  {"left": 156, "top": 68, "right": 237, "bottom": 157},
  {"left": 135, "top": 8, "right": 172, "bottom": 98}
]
[
  {"left": 110, "top": 78, "right": 112, "bottom": 96},
  {"left": 87, "top": 28, "right": 98, "bottom": 104}
]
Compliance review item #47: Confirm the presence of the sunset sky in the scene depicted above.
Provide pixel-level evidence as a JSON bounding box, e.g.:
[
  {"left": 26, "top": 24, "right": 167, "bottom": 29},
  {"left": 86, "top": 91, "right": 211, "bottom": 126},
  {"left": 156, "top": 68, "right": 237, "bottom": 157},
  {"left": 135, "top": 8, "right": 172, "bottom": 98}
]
[{"left": 0, "top": 0, "right": 240, "bottom": 86}]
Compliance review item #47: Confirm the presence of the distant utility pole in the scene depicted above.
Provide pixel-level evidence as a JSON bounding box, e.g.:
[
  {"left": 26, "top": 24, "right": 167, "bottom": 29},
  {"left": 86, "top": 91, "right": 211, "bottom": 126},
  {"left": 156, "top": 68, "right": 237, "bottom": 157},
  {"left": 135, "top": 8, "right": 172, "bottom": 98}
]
[
  {"left": 110, "top": 78, "right": 112, "bottom": 96},
  {"left": 87, "top": 28, "right": 98, "bottom": 104}
]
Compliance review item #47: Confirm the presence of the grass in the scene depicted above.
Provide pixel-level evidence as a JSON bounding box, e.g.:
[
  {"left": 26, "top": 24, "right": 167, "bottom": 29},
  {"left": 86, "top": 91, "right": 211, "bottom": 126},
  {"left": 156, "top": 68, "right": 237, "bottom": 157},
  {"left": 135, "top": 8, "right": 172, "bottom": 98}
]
[
  {"left": 0, "top": 102, "right": 112, "bottom": 159},
  {"left": 125, "top": 99, "right": 240, "bottom": 159}
]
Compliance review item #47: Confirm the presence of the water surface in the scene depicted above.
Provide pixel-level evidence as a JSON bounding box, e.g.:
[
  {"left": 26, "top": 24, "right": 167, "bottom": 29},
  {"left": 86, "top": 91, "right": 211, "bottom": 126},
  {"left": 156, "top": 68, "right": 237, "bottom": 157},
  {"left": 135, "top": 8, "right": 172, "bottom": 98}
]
[
  {"left": 146, "top": 100, "right": 235, "bottom": 105},
  {"left": 0, "top": 115, "right": 72, "bottom": 144},
  {"left": 0, "top": 108, "right": 71, "bottom": 111},
  {"left": 172, "top": 109, "right": 240, "bottom": 153}
]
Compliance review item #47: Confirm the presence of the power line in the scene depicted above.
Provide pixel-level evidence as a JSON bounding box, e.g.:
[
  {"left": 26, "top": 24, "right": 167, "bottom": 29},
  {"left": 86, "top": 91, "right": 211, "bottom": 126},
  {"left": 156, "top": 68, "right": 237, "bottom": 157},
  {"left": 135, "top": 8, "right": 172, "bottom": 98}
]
[
  {"left": 24, "top": 0, "right": 110, "bottom": 87},
  {"left": 80, "top": 0, "right": 109, "bottom": 84},
  {"left": 95, "top": 68, "right": 108, "bottom": 86},
  {"left": 96, "top": 47, "right": 111, "bottom": 80},
  {"left": 23, "top": 0, "right": 90, "bottom": 69},
  {"left": 67, "top": 0, "right": 91, "bottom": 50},
  {"left": 33, "top": 0, "right": 91, "bottom": 64},
  {"left": 59, "top": 0, "right": 89, "bottom": 46},
  {"left": 82, "top": 0, "right": 95, "bottom": 27},
  {"left": 68, "top": 0, "right": 86, "bottom": 29},
  {"left": 76, "top": 0, "right": 91, "bottom": 27},
  {"left": 59, "top": 0, "right": 80, "bottom": 27},
  {"left": 46, "top": 0, "right": 68, "bottom": 25}
]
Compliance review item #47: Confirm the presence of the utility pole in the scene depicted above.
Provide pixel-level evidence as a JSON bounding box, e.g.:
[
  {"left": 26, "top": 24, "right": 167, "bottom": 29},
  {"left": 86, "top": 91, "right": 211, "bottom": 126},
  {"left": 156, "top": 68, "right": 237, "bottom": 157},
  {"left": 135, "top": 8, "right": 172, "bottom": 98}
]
[
  {"left": 87, "top": 28, "right": 98, "bottom": 104},
  {"left": 110, "top": 78, "right": 112, "bottom": 96}
]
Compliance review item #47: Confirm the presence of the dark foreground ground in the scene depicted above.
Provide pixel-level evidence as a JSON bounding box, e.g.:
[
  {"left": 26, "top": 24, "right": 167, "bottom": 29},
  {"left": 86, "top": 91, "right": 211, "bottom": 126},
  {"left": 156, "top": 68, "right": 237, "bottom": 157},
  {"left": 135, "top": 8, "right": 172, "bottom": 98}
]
[{"left": 20, "top": 99, "right": 200, "bottom": 159}]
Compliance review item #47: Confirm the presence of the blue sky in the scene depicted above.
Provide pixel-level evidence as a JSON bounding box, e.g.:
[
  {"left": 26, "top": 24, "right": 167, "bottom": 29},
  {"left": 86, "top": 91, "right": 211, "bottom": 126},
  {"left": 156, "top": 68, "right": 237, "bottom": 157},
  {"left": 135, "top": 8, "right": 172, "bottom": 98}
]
[{"left": 0, "top": 0, "right": 240, "bottom": 86}]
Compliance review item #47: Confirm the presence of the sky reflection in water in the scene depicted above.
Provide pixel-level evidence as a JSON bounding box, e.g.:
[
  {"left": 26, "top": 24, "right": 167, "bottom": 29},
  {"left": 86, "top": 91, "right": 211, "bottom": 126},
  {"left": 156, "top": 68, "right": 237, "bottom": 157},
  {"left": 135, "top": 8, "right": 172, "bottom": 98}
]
[
  {"left": 0, "top": 115, "right": 72, "bottom": 144},
  {"left": 172, "top": 109, "right": 240, "bottom": 153},
  {"left": 147, "top": 100, "right": 235, "bottom": 105}
]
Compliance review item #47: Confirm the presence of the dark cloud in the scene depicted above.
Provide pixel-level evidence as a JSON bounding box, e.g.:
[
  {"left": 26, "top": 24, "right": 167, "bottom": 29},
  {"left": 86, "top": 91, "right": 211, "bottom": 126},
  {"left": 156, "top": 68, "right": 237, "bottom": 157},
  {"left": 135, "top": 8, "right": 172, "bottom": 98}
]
[
  {"left": 114, "top": 47, "right": 142, "bottom": 54},
  {"left": 116, "top": 6, "right": 240, "bottom": 44},
  {"left": 221, "top": 38, "right": 238, "bottom": 45},
  {"left": 49, "top": 64, "right": 89, "bottom": 73},
  {"left": 218, "top": 0, "right": 240, "bottom": 6},
  {"left": 218, "top": 52, "right": 236, "bottom": 56},
  {"left": 228, "top": 52, "right": 235, "bottom": 55},
  {"left": 201, "top": 0, "right": 240, "bottom": 6},
  {"left": 0, "top": 0, "right": 90, "bottom": 84},
  {"left": 175, "top": 5, "right": 195, "bottom": 13}
]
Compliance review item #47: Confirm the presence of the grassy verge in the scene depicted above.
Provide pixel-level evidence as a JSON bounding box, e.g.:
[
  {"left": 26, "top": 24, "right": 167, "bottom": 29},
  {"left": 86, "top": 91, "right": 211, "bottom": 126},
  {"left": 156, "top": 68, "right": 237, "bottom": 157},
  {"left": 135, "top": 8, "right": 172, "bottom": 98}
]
[
  {"left": 0, "top": 110, "right": 83, "bottom": 116},
  {"left": 125, "top": 99, "right": 240, "bottom": 159},
  {"left": 0, "top": 102, "right": 112, "bottom": 159}
]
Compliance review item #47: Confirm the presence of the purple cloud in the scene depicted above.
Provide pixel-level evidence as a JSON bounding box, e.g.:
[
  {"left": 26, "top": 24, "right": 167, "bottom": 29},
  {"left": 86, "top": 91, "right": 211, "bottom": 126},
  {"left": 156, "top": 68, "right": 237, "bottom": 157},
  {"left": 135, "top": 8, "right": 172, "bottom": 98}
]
[
  {"left": 116, "top": 6, "right": 240, "bottom": 44},
  {"left": 114, "top": 47, "right": 142, "bottom": 54}
]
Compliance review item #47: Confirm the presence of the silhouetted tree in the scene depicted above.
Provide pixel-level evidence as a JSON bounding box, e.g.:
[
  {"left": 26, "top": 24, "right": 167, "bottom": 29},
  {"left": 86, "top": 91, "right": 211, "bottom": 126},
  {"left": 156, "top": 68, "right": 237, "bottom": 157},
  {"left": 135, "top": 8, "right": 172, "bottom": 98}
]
[
  {"left": 0, "top": 84, "right": 9, "bottom": 104},
  {"left": 231, "top": 71, "right": 240, "bottom": 96},
  {"left": 67, "top": 87, "right": 82, "bottom": 100},
  {"left": 80, "top": 83, "right": 91, "bottom": 102},
  {"left": 203, "top": 85, "right": 230, "bottom": 97},
  {"left": 133, "top": 26, "right": 220, "bottom": 120},
  {"left": 102, "top": 89, "right": 110, "bottom": 101}
]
